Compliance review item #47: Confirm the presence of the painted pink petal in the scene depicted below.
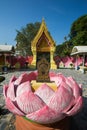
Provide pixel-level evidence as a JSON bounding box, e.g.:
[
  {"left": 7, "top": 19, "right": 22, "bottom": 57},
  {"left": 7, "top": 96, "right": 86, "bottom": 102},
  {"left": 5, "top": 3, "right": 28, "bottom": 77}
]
[
  {"left": 28, "top": 72, "right": 37, "bottom": 82},
  {"left": 16, "top": 91, "right": 45, "bottom": 114},
  {"left": 57, "top": 74, "right": 67, "bottom": 86},
  {"left": 16, "top": 81, "right": 32, "bottom": 97},
  {"left": 79, "top": 84, "right": 82, "bottom": 89},
  {"left": 7, "top": 82, "right": 15, "bottom": 101},
  {"left": 6, "top": 98, "right": 24, "bottom": 116},
  {"left": 35, "top": 83, "right": 54, "bottom": 104},
  {"left": 14, "top": 73, "right": 29, "bottom": 85},
  {"left": 60, "top": 81, "right": 73, "bottom": 95},
  {"left": 66, "top": 77, "right": 81, "bottom": 99},
  {"left": 9, "top": 75, "right": 17, "bottom": 84},
  {"left": 50, "top": 73, "right": 66, "bottom": 87},
  {"left": 65, "top": 96, "right": 83, "bottom": 116},
  {"left": 57, "top": 73, "right": 66, "bottom": 80},
  {"left": 79, "top": 84, "right": 82, "bottom": 95},
  {"left": 26, "top": 106, "right": 66, "bottom": 124},
  {"left": 48, "top": 85, "right": 73, "bottom": 113},
  {"left": 50, "top": 76, "right": 59, "bottom": 86},
  {"left": 49, "top": 72, "right": 59, "bottom": 86},
  {"left": 49, "top": 72, "right": 56, "bottom": 76},
  {"left": 3, "top": 85, "right": 8, "bottom": 98}
]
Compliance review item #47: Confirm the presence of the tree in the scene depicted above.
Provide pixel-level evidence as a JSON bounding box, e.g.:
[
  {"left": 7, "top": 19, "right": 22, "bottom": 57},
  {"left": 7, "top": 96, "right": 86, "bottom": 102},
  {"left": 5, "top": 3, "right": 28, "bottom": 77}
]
[
  {"left": 55, "top": 44, "right": 65, "bottom": 57},
  {"left": 55, "top": 41, "right": 72, "bottom": 57},
  {"left": 15, "top": 22, "right": 41, "bottom": 56},
  {"left": 56, "top": 14, "right": 87, "bottom": 57},
  {"left": 70, "top": 14, "right": 87, "bottom": 46}
]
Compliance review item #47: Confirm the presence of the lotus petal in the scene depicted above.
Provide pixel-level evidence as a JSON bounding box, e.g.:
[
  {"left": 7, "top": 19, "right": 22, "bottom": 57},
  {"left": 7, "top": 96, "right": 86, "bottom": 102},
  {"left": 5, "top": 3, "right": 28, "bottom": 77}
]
[
  {"left": 50, "top": 76, "right": 59, "bottom": 86},
  {"left": 16, "top": 81, "right": 32, "bottom": 97},
  {"left": 6, "top": 98, "right": 24, "bottom": 116},
  {"left": 50, "top": 73, "right": 59, "bottom": 86},
  {"left": 35, "top": 83, "right": 54, "bottom": 104},
  {"left": 9, "top": 75, "right": 17, "bottom": 84},
  {"left": 66, "top": 77, "right": 81, "bottom": 99},
  {"left": 56, "top": 73, "right": 66, "bottom": 86},
  {"left": 49, "top": 72, "right": 56, "bottom": 76},
  {"left": 3, "top": 85, "right": 8, "bottom": 98},
  {"left": 26, "top": 106, "right": 66, "bottom": 124},
  {"left": 65, "top": 96, "right": 83, "bottom": 116},
  {"left": 28, "top": 72, "right": 37, "bottom": 81},
  {"left": 79, "top": 84, "right": 82, "bottom": 95},
  {"left": 60, "top": 81, "right": 73, "bottom": 95},
  {"left": 7, "top": 82, "right": 15, "bottom": 101},
  {"left": 14, "top": 73, "right": 29, "bottom": 85},
  {"left": 48, "top": 85, "right": 73, "bottom": 112},
  {"left": 50, "top": 73, "right": 66, "bottom": 87},
  {"left": 16, "top": 91, "right": 45, "bottom": 114}
]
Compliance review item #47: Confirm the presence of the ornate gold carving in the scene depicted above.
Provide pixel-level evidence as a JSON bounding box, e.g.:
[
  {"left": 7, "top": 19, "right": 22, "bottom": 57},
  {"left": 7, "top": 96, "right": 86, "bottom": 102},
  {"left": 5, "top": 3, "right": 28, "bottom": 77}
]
[{"left": 37, "top": 58, "right": 50, "bottom": 82}]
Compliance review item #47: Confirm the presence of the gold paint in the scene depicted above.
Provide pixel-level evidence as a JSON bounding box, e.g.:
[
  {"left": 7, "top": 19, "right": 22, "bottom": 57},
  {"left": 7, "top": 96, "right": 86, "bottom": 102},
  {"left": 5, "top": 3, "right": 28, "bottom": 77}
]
[
  {"left": 31, "top": 80, "right": 57, "bottom": 91},
  {"left": 30, "top": 19, "right": 57, "bottom": 69}
]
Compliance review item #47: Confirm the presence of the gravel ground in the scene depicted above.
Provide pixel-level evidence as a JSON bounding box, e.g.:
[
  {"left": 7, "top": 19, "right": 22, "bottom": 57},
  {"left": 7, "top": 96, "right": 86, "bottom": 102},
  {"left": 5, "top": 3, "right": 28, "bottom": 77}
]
[
  {"left": 5, "top": 115, "right": 16, "bottom": 130},
  {"left": 0, "top": 69, "right": 87, "bottom": 130}
]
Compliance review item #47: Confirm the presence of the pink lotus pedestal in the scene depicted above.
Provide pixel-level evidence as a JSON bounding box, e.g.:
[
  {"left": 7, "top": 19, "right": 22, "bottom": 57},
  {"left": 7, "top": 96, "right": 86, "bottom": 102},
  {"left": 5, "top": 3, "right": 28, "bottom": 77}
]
[
  {"left": 15, "top": 115, "right": 71, "bottom": 130},
  {"left": 3, "top": 72, "right": 83, "bottom": 130}
]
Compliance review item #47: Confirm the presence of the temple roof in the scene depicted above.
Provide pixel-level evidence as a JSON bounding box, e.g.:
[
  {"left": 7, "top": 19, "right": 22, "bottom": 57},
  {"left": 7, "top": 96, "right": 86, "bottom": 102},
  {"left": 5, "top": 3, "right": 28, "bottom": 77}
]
[{"left": 31, "top": 19, "right": 56, "bottom": 48}]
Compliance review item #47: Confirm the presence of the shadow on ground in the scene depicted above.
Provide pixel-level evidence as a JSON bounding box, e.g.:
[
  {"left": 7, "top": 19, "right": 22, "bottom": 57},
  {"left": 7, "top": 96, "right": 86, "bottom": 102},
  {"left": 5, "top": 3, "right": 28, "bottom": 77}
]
[{"left": 70, "top": 97, "right": 87, "bottom": 130}]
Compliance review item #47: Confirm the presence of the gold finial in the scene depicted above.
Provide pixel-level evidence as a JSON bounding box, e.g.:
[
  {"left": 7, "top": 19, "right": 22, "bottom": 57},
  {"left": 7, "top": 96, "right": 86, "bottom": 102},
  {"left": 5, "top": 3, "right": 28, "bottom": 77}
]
[
  {"left": 42, "top": 17, "right": 45, "bottom": 22},
  {"left": 42, "top": 17, "right": 46, "bottom": 25}
]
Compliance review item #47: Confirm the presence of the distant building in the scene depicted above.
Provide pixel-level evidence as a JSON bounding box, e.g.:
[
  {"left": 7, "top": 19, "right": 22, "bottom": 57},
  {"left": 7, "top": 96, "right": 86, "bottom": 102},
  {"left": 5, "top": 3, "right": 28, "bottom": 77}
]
[
  {"left": 71, "top": 46, "right": 87, "bottom": 73},
  {"left": 0, "top": 44, "right": 15, "bottom": 68}
]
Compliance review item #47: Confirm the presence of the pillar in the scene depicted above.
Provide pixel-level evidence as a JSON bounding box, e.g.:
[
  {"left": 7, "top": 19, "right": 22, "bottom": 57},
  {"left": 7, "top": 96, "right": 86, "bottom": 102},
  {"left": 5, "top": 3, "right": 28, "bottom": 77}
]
[
  {"left": 30, "top": 47, "right": 36, "bottom": 68},
  {"left": 50, "top": 47, "right": 57, "bottom": 69}
]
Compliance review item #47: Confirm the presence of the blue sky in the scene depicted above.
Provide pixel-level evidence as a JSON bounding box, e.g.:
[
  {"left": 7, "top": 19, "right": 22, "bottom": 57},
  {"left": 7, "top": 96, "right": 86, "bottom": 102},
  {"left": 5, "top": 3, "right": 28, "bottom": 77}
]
[{"left": 0, "top": 0, "right": 87, "bottom": 46}]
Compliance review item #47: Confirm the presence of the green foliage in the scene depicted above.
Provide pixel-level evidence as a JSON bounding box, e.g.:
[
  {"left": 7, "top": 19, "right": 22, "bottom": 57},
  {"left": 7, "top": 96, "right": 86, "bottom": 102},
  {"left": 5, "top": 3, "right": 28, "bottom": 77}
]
[
  {"left": 70, "top": 14, "right": 87, "bottom": 46},
  {"left": 55, "top": 41, "right": 72, "bottom": 57},
  {"left": 15, "top": 22, "right": 41, "bottom": 56},
  {"left": 56, "top": 14, "right": 87, "bottom": 57},
  {"left": 55, "top": 44, "right": 65, "bottom": 57}
]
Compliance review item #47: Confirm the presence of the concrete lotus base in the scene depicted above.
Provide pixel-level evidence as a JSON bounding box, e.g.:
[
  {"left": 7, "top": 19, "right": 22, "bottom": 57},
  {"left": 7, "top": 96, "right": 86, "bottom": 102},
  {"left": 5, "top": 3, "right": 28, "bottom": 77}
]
[{"left": 15, "top": 115, "right": 71, "bottom": 130}]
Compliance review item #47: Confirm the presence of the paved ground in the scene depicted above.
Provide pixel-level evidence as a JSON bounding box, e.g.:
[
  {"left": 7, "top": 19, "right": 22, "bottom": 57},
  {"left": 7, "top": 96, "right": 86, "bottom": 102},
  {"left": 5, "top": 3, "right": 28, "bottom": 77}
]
[{"left": 0, "top": 69, "right": 87, "bottom": 130}]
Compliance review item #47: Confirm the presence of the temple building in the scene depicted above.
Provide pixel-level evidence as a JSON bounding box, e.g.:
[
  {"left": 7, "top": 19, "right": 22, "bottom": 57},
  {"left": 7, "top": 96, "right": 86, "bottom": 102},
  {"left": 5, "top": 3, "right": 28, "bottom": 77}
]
[
  {"left": 31, "top": 19, "right": 57, "bottom": 69},
  {"left": 0, "top": 45, "right": 15, "bottom": 71}
]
